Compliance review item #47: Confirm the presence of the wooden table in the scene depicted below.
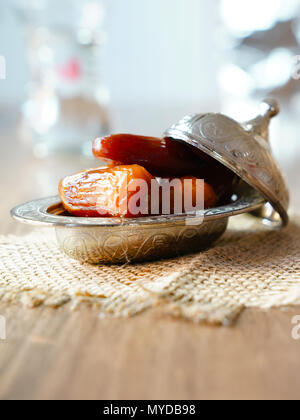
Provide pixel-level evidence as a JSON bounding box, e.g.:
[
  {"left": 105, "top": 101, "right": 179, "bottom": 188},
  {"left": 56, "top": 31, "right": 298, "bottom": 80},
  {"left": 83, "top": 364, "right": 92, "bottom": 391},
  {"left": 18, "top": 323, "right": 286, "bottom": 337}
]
[{"left": 1, "top": 119, "right": 300, "bottom": 400}]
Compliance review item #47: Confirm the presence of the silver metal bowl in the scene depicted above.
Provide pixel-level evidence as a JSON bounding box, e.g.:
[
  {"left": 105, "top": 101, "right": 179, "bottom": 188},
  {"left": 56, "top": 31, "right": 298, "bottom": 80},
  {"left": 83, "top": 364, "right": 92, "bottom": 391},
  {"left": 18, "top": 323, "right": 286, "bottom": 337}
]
[
  {"left": 11, "top": 99, "right": 289, "bottom": 264},
  {"left": 11, "top": 184, "right": 265, "bottom": 264}
]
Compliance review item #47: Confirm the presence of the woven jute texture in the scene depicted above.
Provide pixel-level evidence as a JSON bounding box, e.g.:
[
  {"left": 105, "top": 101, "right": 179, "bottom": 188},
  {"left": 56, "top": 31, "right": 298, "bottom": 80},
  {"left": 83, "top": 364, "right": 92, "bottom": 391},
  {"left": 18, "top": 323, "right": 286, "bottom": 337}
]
[{"left": 1, "top": 214, "right": 300, "bottom": 325}]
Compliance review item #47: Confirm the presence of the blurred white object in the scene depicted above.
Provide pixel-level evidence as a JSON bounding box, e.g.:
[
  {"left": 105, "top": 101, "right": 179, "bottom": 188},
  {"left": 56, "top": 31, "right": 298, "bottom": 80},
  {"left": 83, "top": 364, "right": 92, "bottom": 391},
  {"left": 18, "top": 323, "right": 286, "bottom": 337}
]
[
  {"left": 13, "top": 0, "right": 110, "bottom": 157},
  {"left": 221, "top": 0, "right": 300, "bottom": 36},
  {"left": 219, "top": 0, "right": 300, "bottom": 166}
]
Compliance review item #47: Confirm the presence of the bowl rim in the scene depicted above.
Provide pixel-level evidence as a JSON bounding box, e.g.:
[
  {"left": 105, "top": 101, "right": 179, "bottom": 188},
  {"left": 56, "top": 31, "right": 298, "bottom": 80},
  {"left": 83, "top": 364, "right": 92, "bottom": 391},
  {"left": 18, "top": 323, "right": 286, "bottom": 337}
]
[{"left": 11, "top": 186, "right": 266, "bottom": 228}]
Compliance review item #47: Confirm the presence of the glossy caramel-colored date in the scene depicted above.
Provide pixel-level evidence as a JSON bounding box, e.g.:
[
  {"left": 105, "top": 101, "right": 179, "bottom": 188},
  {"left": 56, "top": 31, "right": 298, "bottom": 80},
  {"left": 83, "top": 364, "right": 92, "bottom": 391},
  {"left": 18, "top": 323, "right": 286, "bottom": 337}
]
[
  {"left": 172, "top": 176, "right": 217, "bottom": 212},
  {"left": 92, "top": 134, "right": 238, "bottom": 201},
  {"left": 92, "top": 134, "right": 208, "bottom": 177},
  {"left": 152, "top": 177, "right": 217, "bottom": 215},
  {"left": 59, "top": 165, "right": 218, "bottom": 218},
  {"left": 59, "top": 165, "right": 155, "bottom": 218}
]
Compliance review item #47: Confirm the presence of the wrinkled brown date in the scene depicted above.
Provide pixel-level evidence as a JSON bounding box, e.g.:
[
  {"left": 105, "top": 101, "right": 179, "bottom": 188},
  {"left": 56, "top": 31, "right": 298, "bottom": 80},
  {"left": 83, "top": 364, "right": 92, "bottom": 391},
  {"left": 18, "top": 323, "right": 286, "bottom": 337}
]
[
  {"left": 59, "top": 165, "right": 217, "bottom": 218},
  {"left": 59, "top": 165, "right": 155, "bottom": 218},
  {"left": 92, "top": 134, "right": 238, "bottom": 201}
]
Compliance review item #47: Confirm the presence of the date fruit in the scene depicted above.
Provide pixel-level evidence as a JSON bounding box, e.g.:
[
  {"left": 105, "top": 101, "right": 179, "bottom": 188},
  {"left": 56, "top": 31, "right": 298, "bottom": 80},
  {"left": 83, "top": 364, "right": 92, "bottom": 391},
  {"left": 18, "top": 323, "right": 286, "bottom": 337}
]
[
  {"left": 92, "top": 134, "right": 238, "bottom": 201},
  {"left": 92, "top": 134, "right": 210, "bottom": 177},
  {"left": 59, "top": 165, "right": 155, "bottom": 218},
  {"left": 59, "top": 165, "right": 218, "bottom": 218},
  {"left": 171, "top": 176, "right": 217, "bottom": 213}
]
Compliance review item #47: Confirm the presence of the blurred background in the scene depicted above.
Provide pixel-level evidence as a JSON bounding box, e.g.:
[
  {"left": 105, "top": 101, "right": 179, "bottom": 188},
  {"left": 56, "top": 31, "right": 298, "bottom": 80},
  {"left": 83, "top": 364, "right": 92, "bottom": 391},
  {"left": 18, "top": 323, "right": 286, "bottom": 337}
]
[{"left": 0, "top": 0, "right": 300, "bottom": 219}]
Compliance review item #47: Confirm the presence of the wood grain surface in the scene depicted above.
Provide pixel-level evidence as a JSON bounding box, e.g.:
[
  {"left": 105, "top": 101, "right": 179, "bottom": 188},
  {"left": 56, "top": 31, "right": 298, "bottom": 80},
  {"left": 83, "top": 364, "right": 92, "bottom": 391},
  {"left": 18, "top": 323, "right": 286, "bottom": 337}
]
[{"left": 0, "top": 119, "right": 300, "bottom": 400}]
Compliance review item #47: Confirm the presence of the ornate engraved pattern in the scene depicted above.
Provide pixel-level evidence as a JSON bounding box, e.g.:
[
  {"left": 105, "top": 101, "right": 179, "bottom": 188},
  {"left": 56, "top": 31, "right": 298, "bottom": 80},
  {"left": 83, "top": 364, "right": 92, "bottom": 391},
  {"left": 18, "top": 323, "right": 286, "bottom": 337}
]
[
  {"left": 164, "top": 102, "right": 290, "bottom": 226},
  {"left": 55, "top": 219, "right": 228, "bottom": 264},
  {"left": 199, "top": 115, "right": 235, "bottom": 141}
]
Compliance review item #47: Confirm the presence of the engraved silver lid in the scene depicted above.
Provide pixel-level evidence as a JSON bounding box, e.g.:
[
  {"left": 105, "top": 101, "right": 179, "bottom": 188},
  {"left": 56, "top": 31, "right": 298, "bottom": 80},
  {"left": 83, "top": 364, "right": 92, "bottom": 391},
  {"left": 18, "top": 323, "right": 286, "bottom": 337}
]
[{"left": 163, "top": 99, "right": 289, "bottom": 227}]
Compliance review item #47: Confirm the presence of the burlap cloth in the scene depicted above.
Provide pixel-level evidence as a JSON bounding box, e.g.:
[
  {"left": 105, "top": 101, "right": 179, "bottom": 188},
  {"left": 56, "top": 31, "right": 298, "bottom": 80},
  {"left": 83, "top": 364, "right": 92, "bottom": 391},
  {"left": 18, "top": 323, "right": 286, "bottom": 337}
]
[{"left": 1, "top": 213, "right": 300, "bottom": 325}]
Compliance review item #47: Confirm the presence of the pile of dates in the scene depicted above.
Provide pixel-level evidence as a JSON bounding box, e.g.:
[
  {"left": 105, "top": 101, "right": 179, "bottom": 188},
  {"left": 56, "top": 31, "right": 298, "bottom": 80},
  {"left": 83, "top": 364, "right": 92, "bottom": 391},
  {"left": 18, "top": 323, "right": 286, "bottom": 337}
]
[{"left": 59, "top": 134, "right": 238, "bottom": 218}]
